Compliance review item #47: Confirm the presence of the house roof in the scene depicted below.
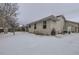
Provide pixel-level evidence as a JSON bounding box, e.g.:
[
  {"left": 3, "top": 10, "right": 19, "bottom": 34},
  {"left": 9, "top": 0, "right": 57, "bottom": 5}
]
[
  {"left": 56, "top": 15, "right": 79, "bottom": 24},
  {"left": 26, "top": 15, "right": 79, "bottom": 26},
  {"left": 56, "top": 15, "right": 66, "bottom": 20},
  {"left": 27, "top": 15, "right": 59, "bottom": 26},
  {"left": 65, "top": 20, "right": 79, "bottom": 24}
]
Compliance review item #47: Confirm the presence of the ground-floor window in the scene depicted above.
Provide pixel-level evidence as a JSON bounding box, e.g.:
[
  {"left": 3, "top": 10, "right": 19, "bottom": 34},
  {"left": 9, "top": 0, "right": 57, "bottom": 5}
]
[
  {"left": 43, "top": 21, "right": 47, "bottom": 29},
  {"left": 34, "top": 24, "right": 36, "bottom": 29}
]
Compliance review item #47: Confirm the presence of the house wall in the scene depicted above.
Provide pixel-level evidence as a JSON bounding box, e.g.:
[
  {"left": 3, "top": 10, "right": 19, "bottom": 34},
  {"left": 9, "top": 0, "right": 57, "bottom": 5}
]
[
  {"left": 49, "top": 20, "right": 57, "bottom": 34},
  {"left": 0, "top": 19, "right": 3, "bottom": 27},
  {"left": 0, "top": 19, "right": 4, "bottom": 32},
  {"left": 28, "top": 19, "right": 65, "bottom": 35},
  {"left": 0, "top": 18, "right": 10, "bottom": 33},
  {"left": 28, "top": 20, "right": 54, "bottom": 35},
  {"left": 28, "top": 20, "right": 79, "bottom": 35},
  {"left": 50, "top": 16, "right": 65, "bottom": 34},
  {"left": 55, "top": 16, "right": 65, "bottom": 34},
  {"left": 65, "top": 21, "right": 79, "bottom": 33}
]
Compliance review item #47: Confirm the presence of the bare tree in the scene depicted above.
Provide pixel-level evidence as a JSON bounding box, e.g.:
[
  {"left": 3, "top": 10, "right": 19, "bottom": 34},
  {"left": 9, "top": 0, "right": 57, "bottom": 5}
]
[
  {"left": 0, "top": 3, "right": 18, "bottom": 34},
  {"left": 6, "top": 16, "right": 17, "bottom": 35}
]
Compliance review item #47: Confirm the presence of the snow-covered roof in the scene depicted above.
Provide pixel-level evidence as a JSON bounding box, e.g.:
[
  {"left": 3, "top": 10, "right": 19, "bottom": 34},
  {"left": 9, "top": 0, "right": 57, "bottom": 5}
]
[
  {"left": 26, "top": 15, "right": 79, "bottom": 26},
  {"left": 66, "top": 19, "right": 79, "bottom": 24},
  {"left": 27, "top": 15, "right": 59, "bottom": 25}
]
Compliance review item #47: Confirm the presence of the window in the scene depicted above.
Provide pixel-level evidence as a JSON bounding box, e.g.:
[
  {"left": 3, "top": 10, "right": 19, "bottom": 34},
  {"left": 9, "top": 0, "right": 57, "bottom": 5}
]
[
  {"left": 34, "top": 24, "right": 36, "bottom": 29},
  {"left": 43, "top": 21, "right": 47, "bottom": 29}
]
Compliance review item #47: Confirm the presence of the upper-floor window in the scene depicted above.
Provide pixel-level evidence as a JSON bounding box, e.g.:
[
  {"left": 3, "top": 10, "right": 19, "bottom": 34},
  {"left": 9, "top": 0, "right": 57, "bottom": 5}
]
[{"left": 43, "top": 21, "right": 47, "bottom": 29}]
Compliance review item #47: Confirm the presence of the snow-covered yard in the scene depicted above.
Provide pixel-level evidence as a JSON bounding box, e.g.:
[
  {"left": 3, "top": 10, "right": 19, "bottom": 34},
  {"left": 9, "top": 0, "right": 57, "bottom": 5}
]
[{"left": 0, "top": 32, "right": 79, "bottom": 55}]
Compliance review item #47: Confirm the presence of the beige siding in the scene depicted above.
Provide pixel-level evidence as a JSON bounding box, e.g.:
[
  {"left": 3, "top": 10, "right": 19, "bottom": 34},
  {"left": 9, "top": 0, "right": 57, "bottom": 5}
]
[
  {"left": 28, "top": 24, "right": 34, "bottom": 33},
  {"left": 49, "top": 20, "right": 57, "bottom": 34},
  {"left": 28, "top": 20, "right": 53, "bottom": 35},
  {"left": 65, "top": 21, "right": 79, "bottom": 32},
  {"left": 56, "top": 17, "right": 65, "bottom": 34},
  {"left": 28, "top": 18, "right": 65, "bottom": 35},
  {"left": 0, "top": 19, "right": 3, "bottom": 27}
]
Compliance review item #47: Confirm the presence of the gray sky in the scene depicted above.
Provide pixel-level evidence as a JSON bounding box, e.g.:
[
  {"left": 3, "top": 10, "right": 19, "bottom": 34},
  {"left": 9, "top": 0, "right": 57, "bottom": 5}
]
[{"left": 17, "top": 3, "right": 79, "bottom": 25}]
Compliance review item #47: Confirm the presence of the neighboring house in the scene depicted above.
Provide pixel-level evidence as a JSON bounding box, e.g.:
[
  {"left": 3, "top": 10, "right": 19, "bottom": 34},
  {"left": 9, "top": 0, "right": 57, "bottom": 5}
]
[
  {"left": 0, "top": 18, "right": 11, "bottom": 33},
  {"left": 0, "top": 19, "right": 4, "bottom": 32},
  {"left": 26, "top": 15, "right": 79, "bottom": 35}
]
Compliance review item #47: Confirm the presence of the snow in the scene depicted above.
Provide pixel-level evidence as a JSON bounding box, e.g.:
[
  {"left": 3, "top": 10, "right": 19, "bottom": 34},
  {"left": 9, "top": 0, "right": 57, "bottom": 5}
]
[{"left": 0, "top": 32, "right": 79, "bottom": 55}]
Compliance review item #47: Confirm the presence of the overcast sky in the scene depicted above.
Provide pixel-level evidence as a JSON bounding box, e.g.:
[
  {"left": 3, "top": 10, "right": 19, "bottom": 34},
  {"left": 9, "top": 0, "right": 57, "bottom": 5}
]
[{"left": 17, "top": 3, "right": 79, "bottom": 25}]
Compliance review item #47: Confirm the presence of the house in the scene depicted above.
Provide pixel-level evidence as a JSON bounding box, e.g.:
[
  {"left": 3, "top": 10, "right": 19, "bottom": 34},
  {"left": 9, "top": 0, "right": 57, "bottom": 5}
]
[
  {"left": 0, "top": 18, "right": 11, "bottom": 33},
  {"left": 26, "top": 15, "right": 79, "bottom": 35},
  {"left": 0, "top": 19, "right": 4, "bottom": 32}
]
